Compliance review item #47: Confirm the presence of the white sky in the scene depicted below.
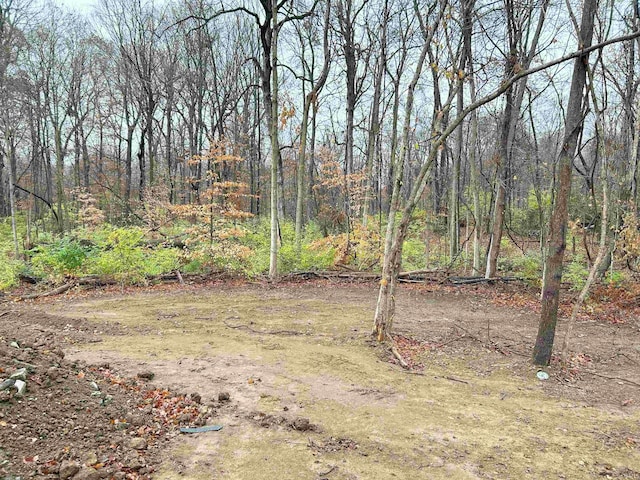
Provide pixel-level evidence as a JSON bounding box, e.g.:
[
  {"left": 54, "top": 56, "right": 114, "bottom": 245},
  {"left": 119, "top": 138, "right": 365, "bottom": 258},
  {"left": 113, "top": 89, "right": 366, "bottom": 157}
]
[{"left": 57, "top": 0, "right": 96, "bottom": 12}]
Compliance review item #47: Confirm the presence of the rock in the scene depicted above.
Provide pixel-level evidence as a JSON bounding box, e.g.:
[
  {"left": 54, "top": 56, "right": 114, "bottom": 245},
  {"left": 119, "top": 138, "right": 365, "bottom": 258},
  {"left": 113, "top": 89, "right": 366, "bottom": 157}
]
[
  {"left": 13, "top": 379, "right": 26, "bottom": 396},
  {"left": 83, "top": 452, "right": 98, "bottom": 466},
  {"left": 59, "top": 460, "right": 81, "bottom": 479},
  {"left": 190, "top": 392, "right": 202, "bottom": 404},
  {"left": 9, "top": 341, "right": 20, "bottom": 349},
  {"left": 40, "top": 461, "right": 60, "bottom": 475},
  {"left": 89, "top": 381, "right": 100, "bottom": 391},
  {"left": 291, "top": 417, "right": 311, "bottom": 431},
  {"left": 9, "top": 368, "right": 27, "bottom": 380},
  {"left": 126, "top": 456, "right": 144, "bottom": 471},
  {"left": 0, "top": 379, "right": 15, "bottom": 391},
  {"left": 98, "top": 467, "right": 114, "bottom": 479},
  {"left": 218, "top": 392, "right": 230, "bottom": 402},
  {"left": 129, "top": 437, "right": 147, "bottom": 450},
  {"left": 178, "top": 413, "right": 192, "bottom": 424},
  {"left": 113, "top": 472, "right": 126, "bottom": 480},
  {"left": 47, "top": 367, "right": 59, "bottom": 381},
  {"left": 72, "top": 467, "right": 101, "bottom": 480},
  {"left": 136, "top": 371, "right": 154, "bottom": 381},
  {"left": 125, "top": 414, "right": 145, "bottom": 427}
]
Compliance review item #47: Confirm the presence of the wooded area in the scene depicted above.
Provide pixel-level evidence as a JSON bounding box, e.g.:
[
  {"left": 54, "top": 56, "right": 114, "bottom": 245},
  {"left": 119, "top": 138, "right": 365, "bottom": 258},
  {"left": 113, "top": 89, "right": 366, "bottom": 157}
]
[{"left": 2, "top": 0, "right": 640, "bottom": 365}]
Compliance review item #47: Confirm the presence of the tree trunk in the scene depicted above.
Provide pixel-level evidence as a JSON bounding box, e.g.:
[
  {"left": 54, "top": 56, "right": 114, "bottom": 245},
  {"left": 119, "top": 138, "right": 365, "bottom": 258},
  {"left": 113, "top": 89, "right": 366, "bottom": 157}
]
[
  {"left": 533, "top": 0, "right": 597, "bottom": 366},
  {"left": 374, "top": 0, "right": 445, "bottom": 339},
  {"left": 468, "top": 74, "right": 482, "bottom": 274},
  {"left": 363, "top": 1, "right": 388, "bottom": 226},
  {"left": 4, "top": 142, "right": 19, "bottom": 257},
  {"left": 266, "top": 0, "right": 281, "bottom": 280},
  {"left": 54, "top": 126, "right": 65, "bottom": 232},
  {"left": 485, "top": 0, "right": 550, "bottom": 277},
  {"left": 294, "top": 0, "right": 332, "bottom": 248},
  {"left": 295, "top": 99, "right": 312, "bottom": 249},
  {"left": 562, "top": 149, "right": 608, "bottom": 363}
]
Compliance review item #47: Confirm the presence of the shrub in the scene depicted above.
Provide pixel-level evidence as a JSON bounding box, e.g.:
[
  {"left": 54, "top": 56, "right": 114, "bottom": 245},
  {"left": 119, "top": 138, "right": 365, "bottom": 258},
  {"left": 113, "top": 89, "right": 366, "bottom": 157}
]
[
  {"left": 507, "top": 251, "right": 543, "bottom": 286},
  {"left": 402, "top": 238, "right": 427, "bottom": 271},
  {"left": 30, "top": 237, "right": 93, "bottom": 278},
  {"left": 564, "top": 255, "right": 589, "bottom": 291},
  {"left": 85, "top": 227, "right": 147, "bottom": 283},
  {"left": 603, "top": 270, "right": 625, "bottom": 287},
  {"left": 0, "top": 257, "right": 20, "bottom": 290}
]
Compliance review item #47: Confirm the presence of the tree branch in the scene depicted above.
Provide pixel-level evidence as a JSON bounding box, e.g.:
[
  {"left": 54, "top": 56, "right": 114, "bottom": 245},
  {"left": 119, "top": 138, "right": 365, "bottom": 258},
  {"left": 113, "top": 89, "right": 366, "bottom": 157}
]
[{"left": 13, "top": 184, "right": 59, "bottom": 224}]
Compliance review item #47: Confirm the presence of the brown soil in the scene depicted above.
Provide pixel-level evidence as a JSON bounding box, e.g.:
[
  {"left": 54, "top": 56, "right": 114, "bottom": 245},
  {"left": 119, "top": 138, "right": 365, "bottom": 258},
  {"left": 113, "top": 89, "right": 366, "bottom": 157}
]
[
  {"left": 0, "top": 308, "right": 217, "bottom": 479},
  {"left": 0, "top": 279, "right": 639, "bottom": 479}
]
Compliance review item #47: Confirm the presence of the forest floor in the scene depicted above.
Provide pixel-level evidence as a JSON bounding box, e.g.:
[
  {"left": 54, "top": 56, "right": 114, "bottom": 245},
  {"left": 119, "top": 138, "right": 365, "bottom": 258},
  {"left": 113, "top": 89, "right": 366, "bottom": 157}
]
[{"left": 1, "top": 279, "right": 639, "bottom": 479}]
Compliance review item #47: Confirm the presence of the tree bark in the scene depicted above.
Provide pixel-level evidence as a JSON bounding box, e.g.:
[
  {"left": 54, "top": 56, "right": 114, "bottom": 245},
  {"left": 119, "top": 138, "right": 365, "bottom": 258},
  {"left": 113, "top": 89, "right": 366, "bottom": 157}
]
[
  {"left": 373, "top": 0, "right": 445, "bottom": 340},
  {"left": 295, "top": 0, "right": 331, "bottom": 248},
  {"left": 362, "top": 0, "right": 388, "bottom": 226},
  {"left": 533, "top": 0, "right": 597, "bottom": 366},
  {"left": 265, "top": 0, "right": 281, "bottom": 280},
  {"left": 485, "top": 0, "right": 550, "bottom": 277}
]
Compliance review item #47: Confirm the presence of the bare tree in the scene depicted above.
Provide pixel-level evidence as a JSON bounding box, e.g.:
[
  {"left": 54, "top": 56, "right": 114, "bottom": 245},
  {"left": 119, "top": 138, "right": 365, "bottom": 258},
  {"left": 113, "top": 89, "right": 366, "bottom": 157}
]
[
  {"left": 294, "top": 0, "right": 331, "bottom": 248},
  {"left": 533, "top": 0, "right": 597, "bottom": 366}
]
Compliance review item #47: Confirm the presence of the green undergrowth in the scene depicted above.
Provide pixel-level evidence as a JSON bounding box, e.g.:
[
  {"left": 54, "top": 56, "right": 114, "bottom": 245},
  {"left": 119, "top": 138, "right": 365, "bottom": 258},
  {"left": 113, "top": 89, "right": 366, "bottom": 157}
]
[{"left": 0, "top": 214, "right": 626, "bottom": 292}]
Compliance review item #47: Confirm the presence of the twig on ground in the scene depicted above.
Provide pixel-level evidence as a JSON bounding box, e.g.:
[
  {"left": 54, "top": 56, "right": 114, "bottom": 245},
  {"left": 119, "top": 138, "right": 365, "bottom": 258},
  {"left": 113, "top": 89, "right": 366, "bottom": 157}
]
[
  {"left": 318, "top": 465, "right": 337, "bottom": 477},
  {"left": 223, "top": 320, "right": 303, "bottom": 336},
  {"left": 584, "top": 370, "right": 640, "bottom": 387},
  {"left": 440, "top": 375, "right": 470, "bottom": 384},
  {"left": 390, "top": 341, "right": 410, "bottom": 369}
]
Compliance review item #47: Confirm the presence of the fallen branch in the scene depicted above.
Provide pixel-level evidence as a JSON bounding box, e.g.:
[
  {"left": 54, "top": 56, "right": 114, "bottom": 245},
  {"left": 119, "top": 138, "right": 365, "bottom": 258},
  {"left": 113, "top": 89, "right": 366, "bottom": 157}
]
[
  {"left": 285, "top": 269, "right": 446, "bottom": 282},
  {"left": 223, "top": 320, "right": 303, "bottom": 336},
  {"left": 397, "top": 269, "right": 442, "bottom": 278},
  {"left": 318, "top": 465, "right": 337, "bottom": 477},
  {"left": 398, "top": 277, "right": 442, "bottom": 283},
  {"left": 448, "top": 276, "right": 521, "bottom": 285},
  {"left": 439, "top": 375, "right": 470, "bottom": 385},
  {"left": 21, "top": 281, "right": 77, "bottom": 300},
  {"left": 390, "top": 342, "right": 410, "bottom": 369},
  {"left": 584, "top": 370, "right": 640, "bottom": 388}
]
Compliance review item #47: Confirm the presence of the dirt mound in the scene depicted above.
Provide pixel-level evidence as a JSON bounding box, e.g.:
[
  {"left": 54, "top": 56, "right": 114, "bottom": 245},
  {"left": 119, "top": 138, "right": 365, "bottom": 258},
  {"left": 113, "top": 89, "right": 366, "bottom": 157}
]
[{"left": 0, "top": 309, "right": 212, "bottom": 480}]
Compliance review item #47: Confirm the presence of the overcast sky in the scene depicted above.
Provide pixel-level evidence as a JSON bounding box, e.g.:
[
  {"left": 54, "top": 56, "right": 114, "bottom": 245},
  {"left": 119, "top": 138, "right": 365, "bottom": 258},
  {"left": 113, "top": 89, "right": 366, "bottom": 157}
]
[{"left": 58, "top": 0, "right": 96, "bottom": 12}]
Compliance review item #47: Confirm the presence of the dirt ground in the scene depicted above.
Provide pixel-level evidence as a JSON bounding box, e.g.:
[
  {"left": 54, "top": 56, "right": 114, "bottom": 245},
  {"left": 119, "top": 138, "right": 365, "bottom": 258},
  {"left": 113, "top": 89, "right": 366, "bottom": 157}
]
[{"left": 1, "top": 279, "right": 639, "bottom": 479}]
